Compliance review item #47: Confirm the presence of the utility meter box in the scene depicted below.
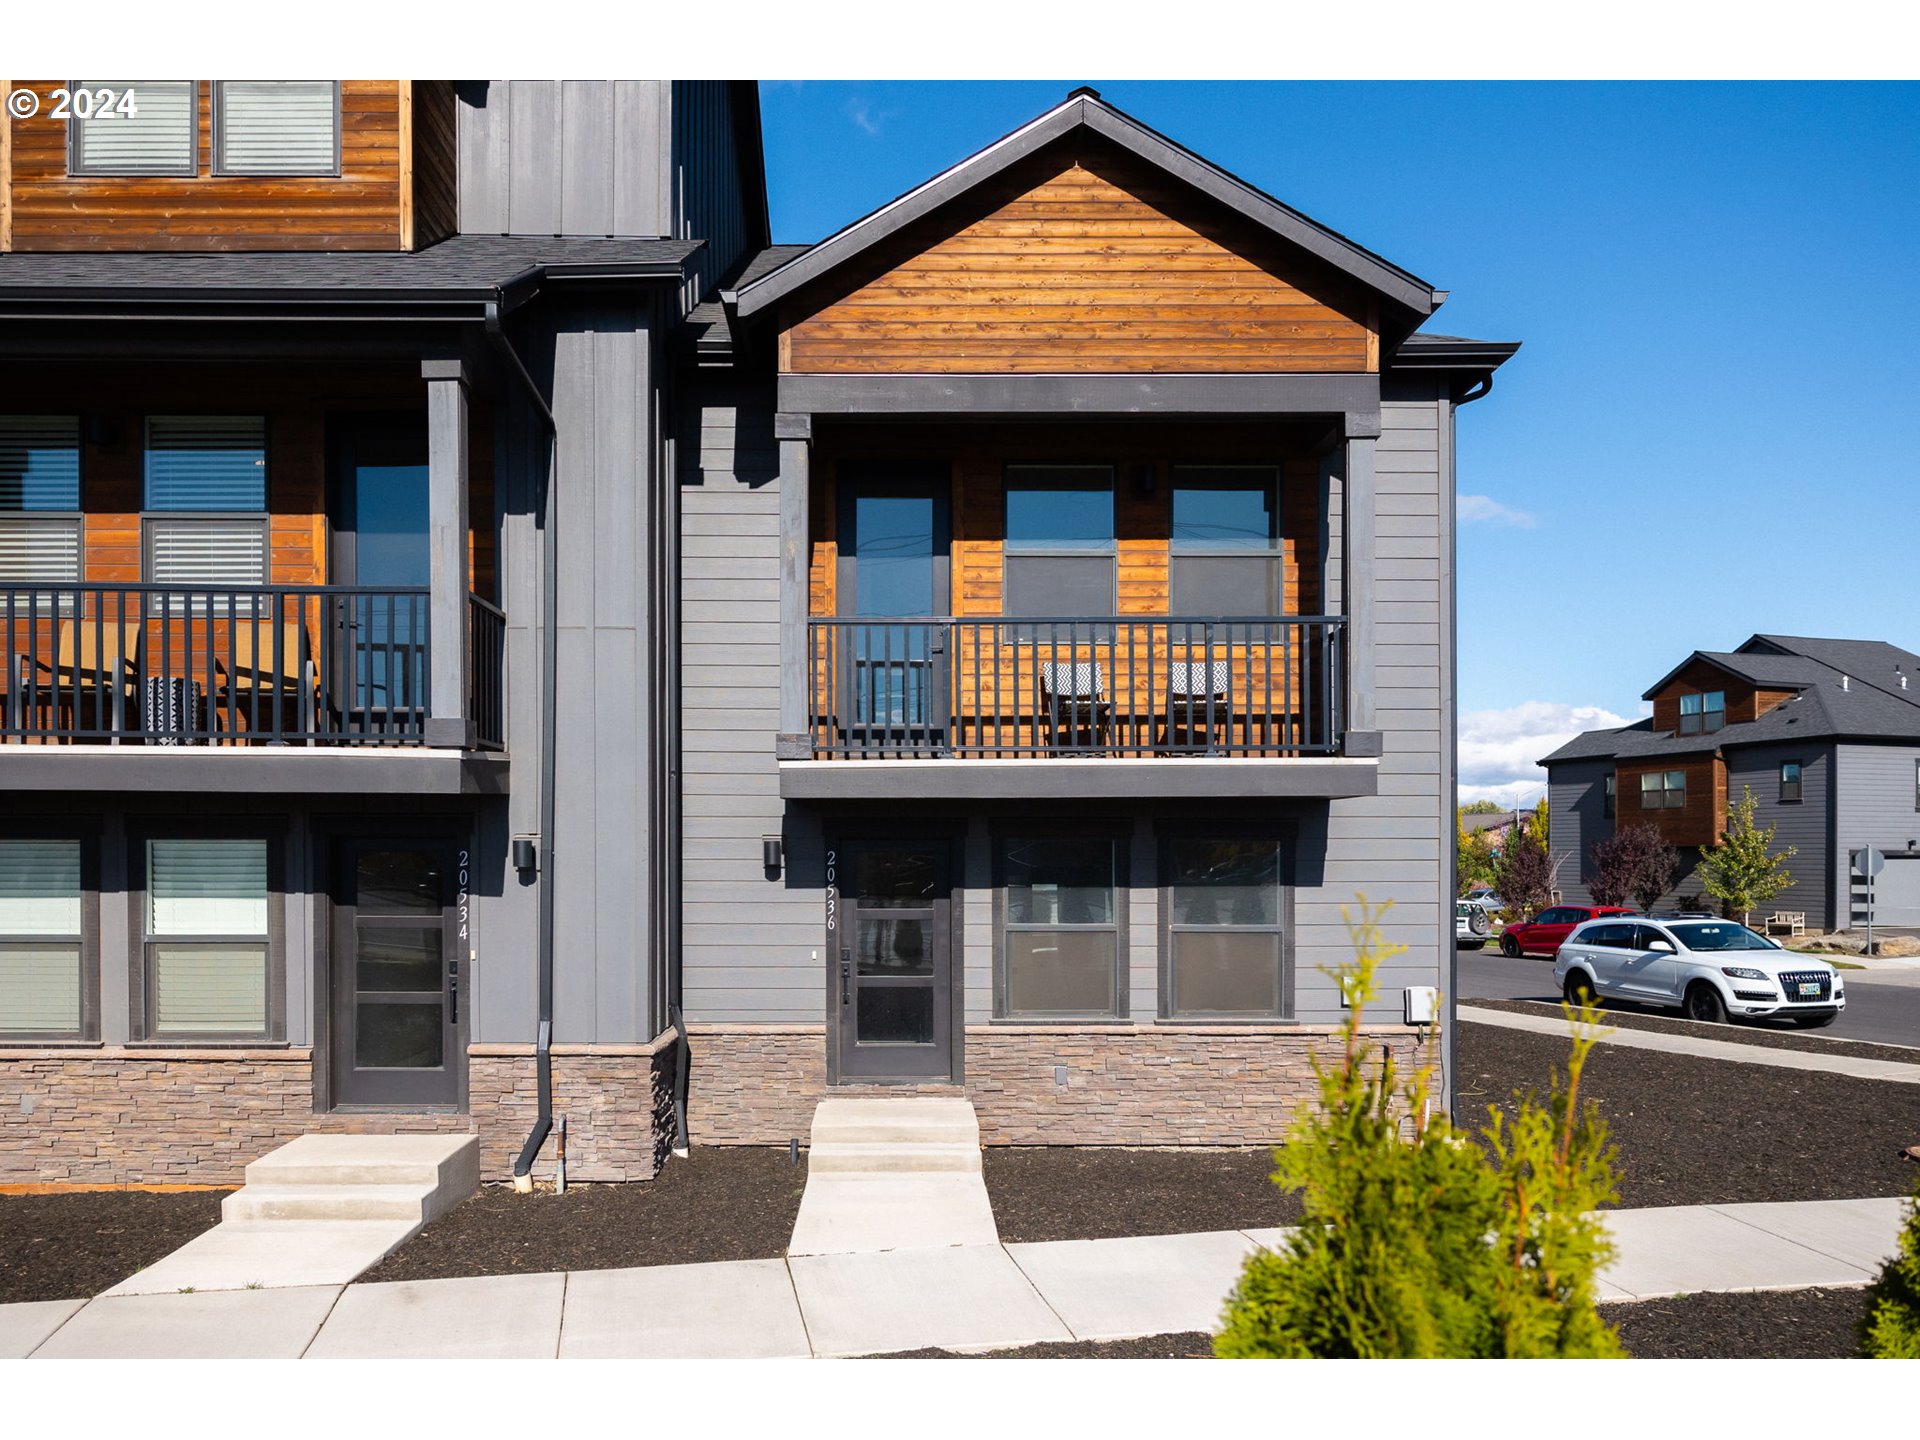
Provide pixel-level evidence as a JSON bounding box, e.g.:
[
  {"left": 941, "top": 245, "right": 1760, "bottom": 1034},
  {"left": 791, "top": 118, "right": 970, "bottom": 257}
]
[{"left": 1403, "top": 986, "right": 1439, "bottom": 1025}]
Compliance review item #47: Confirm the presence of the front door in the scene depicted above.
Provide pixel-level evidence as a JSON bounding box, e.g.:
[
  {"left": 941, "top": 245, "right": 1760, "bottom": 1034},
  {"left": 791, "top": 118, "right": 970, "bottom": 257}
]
[
  {"left": 330, "top": 839, "right": 463, "bottom": 1108},
  {"left": 830, "top": 839, "right": 954, "bottom": 1080}
]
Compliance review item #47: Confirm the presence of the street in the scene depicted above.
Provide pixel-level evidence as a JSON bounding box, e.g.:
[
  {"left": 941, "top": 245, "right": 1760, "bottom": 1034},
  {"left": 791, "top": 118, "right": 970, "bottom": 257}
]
[{"left": 1454, "top": 944, "right": 1920, "bottom": 1050}]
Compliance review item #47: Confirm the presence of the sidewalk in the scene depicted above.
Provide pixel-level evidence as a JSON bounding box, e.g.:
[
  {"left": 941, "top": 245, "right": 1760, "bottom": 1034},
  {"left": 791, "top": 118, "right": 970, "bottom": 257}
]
[{"left": 0, "top": 1195, "right": 1906, "bottom": 1358}]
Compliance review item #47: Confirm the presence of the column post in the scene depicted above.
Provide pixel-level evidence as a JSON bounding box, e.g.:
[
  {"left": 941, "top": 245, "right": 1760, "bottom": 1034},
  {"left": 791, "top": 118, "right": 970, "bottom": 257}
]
[
  {"left": 775, "top": 412, "right": 813, "bottom": 759},
  {"left": 1343, "top": 414, "right": 1381, "bottom": 757},
  {"left": 424, "top": 357, "right": 472, "bottom": 749}
]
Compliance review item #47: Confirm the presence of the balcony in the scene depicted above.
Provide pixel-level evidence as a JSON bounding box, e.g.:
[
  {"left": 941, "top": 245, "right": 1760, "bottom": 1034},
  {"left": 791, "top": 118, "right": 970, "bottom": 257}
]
[
  {"left": 783, "top": 614, "right": 1375, "bottom": 801},
  {"left": 1, "top": 584, "right": 503, "bottom": 758}
]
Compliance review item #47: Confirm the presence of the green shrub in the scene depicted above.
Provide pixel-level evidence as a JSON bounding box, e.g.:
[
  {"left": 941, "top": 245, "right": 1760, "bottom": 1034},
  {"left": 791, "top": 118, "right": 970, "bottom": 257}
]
[
  {"left": 1214, "top": 898, "right": 1624, "bottom": 1359},
  {"left": 1860, "top": 1172, "right": 1920, "bottom": 1358}
]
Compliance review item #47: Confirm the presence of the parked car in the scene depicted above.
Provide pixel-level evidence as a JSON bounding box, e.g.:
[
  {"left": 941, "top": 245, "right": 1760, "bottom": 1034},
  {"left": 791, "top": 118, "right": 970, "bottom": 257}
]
[
  {"left": 1498, "top": 904, "right": 1637, "bottom": 958},
  {"left": 1456, "top": 901, "right": 1491, "bottom": 949},
  {"left": 1555, "top": 918, "right": 1844, "bottom": 1027},
  {"left": 1463, "top": 887, "right": 1504, "bottom": 913}
]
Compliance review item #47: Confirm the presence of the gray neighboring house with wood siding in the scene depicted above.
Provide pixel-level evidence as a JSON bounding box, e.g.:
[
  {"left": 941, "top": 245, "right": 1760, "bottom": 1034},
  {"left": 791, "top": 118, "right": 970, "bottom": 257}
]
[
  {"left": 1544, "top": 634, "right": 1920, "bottom": 931},
  {"left": 675, "top": 90, "right": 1515, "bottom": 1144}
]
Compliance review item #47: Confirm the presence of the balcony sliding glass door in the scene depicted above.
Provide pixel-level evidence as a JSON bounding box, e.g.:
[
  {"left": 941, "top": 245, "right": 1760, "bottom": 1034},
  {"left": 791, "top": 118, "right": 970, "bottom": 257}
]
[{"left": 834, "top": 462, "right": 950, "bottom": 752}]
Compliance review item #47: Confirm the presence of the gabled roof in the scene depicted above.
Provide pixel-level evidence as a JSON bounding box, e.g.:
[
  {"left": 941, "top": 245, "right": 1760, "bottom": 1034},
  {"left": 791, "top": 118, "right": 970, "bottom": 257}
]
[
  {"left": 729, "top": 88, "right": 1442, "bottom": 323},
  {"left": 1639, "top": 649, "right": 1828, "bottom": 701},
  {"left": 1742, "top": 634, "right": 1920, "bottom": 707}
]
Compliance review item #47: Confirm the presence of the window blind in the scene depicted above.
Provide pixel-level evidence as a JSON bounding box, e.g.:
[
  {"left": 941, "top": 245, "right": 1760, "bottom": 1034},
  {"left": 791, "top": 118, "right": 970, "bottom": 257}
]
[
  {"left": 148, "top": 839, "right": 268, "bottom": 937},
  {"left": 151, "top": 945, "right": 266, "bottom": 1034},
  {"left": 72, "top": 80, "right": 196, "bottom": 176},
  {"left": 145, "top": 416, "right": 266, "bottom": 511},
  {"left": 216, "top": 82, "right": 337, "bottom": 176},
  {"left": 0, "top": 517, "right": 82, "bottom": 585},
  {"left": 146, "top": 518, "right": 267, "bottom": 587},
  {"left": 0, "top": 948, "right": 83, "bottom": 1034},
  {"left": 0, "top": 839, "right": 82, "bottom": 937},
  {"left": 0, "top": 417, "right": 81, "bottom": 511}
]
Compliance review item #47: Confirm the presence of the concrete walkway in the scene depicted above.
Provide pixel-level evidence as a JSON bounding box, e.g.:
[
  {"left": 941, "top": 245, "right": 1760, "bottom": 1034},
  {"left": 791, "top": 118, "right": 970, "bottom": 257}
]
[
  {"left": 2, "top": 1195, "right": 1906, "bottom": 1358},
  {"left": 1460, "top": 1004, "right": 1920, "bottom": 1084}
]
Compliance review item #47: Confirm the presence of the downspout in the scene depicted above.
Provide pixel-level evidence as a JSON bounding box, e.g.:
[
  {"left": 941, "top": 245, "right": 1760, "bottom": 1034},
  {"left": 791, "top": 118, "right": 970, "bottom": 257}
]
[{"left": 483, "top": 297, "right": 561, "bottom": 1190}]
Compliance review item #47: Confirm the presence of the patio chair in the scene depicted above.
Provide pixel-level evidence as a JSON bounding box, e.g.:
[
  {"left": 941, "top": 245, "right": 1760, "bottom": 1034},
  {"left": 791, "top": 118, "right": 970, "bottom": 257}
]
[
  {"left": 1159, "top": 657, "right": 1232, "bottom": 754},
  {"left": 10, "top": 619, "right": 143, "bottom": 742},
  {"left": 1038, "top": 659, "right": 1111, "bottom": 753},
  {"left": 212, "top": 621, "right": 321, "bottom": 744}
]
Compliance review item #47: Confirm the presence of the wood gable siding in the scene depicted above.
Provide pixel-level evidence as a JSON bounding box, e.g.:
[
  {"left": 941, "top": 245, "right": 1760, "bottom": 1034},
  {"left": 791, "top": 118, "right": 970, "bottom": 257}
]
[
  {"left": 4, "top": 81, "right": 411, "bottom": 251},
  {"left": 779, "top": 143, "right": 1376, "bottom": 374},
  {"left": 1617, "top": 755, "right": 1727, "bottom": 849},
  {"left": 1649, "top": 657, "right": 1798, "bottom": 734}
]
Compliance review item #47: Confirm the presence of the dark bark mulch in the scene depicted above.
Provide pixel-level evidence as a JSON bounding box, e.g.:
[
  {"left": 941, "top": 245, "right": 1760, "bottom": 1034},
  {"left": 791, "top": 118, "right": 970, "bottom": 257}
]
[
  {"left": 1605, "top": 1287, "right": 1870, "bottom": 1359},
  {"left": 876, "top": 1331, "right": 1217, "bottom": 1358},
  {"left": 982, "top": 1147, "right": 1301, "bottom": 1243},
  {"left": 1457, "top": 1024, "right": 1920, "bottom": 1206},
  {"left": 357, "top": 1148, "right": 807, "bottom": 1284},
  {"left": 1468, "top": 996, "right": 1919, "bottom": 1062},
  {"left": 0, "top": 1189, "right": 230, "bottom": 1303}
]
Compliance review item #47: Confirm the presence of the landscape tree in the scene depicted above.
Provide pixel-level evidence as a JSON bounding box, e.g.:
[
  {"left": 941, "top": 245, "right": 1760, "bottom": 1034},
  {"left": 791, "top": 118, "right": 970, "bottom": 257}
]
[
  {"left": 1588, "top": 823, "right": 1682, "bottom": 912},
  {"left": 1457, "top": 820, "right": 1498, "bottom": 896},
  {"left": 1214, "top": 898, "right": 1623, "bottom": 1359},
  {"left": 1460, "top": 799, "right": 1504, "bottom": 816},
  {"left": 1697, "top": 786, "right": 1796, "bottom": 924},
  {"left": 1494, "top": 812, "right": 1554, "bottom": 921}
]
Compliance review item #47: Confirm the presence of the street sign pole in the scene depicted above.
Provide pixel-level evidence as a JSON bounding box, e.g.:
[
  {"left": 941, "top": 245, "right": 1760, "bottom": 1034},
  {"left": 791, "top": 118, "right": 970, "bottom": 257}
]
[{"left": 1856, "top": 846, "right": 1886, "bottom": 955}]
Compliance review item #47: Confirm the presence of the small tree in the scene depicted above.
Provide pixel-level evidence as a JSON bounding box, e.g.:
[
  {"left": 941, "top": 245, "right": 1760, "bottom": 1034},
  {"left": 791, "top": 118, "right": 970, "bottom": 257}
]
[
  {"left": 1458, "top": 823, "right": 1498, "bottom": 896},
  {"left": 1461, "top": 799, "right": 1504, "bottom": 816},
  {"left": 1495, "top": 813, "right": 1553, "bottom": 921},
  {"left": 1214, "top": 898, "right": 1623, "bottom": 1359},
  {"left": 1698, "top": 786, "right": 1797, "bottom": 925},
  {"left": 1587, "top": 828, "right": 1639, "bottom": 907},
  {"left": 1629, "top": 837, "right": 1680, "bottom": 915},
  {"left": 1860, "top": 1171, "right": 1920, "bottom": 1358}
]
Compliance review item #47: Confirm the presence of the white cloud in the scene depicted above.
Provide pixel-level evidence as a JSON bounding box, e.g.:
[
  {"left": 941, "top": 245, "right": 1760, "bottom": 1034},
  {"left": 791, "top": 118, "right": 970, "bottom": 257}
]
[
  {"left": 1456, "top": 700, "right": 1631, "bottom": 809},
  {"left": 1458, "top": 494, "right": 1536, "bottom": 528},
  {"left": 845, "top": 98, "right": 881, "bottom": 136}
]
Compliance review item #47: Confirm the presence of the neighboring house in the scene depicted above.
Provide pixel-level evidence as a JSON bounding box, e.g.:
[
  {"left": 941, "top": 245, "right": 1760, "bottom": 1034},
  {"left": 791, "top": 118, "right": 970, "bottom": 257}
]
[
  {"left": 677, "top": 90, "right": 1515, "bottom": 1147},
  {"left": 0, "top": 82, "right": 1517, "bottom": 1185},
  {"left": 0, "top": 81, "right": 766, "bottom": 1183},
  {"left": 1542, "top": 634, "right": 1920, "bottom": 930},
  {"left": 1461, "top": 811, "right": 1526, "bottom": 848}
]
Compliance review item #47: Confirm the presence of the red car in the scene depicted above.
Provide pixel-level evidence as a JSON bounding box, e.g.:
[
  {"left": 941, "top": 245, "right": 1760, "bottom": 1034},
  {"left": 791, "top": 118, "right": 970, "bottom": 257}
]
[{"left": 1498, "top": 905, "right": 1636, "bottom": 958}]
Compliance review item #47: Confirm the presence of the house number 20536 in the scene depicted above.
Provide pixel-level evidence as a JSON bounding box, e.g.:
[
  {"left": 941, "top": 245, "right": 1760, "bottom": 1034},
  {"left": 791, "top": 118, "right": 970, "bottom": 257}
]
[{"left": 824, "top": 849, "right": 838, "bottom": 934}]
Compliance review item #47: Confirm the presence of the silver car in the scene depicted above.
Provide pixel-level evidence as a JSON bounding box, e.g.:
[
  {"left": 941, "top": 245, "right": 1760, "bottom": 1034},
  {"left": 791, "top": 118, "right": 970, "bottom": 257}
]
[{"left": 1555, "top": 917, "right": 1844, "bottom": 1027}]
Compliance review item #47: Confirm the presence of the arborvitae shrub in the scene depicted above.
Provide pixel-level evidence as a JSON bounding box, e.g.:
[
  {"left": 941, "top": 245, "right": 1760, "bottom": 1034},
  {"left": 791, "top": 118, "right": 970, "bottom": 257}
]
[
  {"left": 1860, "top": 1172, "right": 1920, "bottom": 1358},
  {"left": 1214, "top": 898, "right": 1625, "bottom": 1359}
]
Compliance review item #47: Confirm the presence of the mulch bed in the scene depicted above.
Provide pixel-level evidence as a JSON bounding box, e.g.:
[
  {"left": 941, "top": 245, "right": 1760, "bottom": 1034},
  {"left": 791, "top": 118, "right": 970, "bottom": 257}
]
[
  {"left": 877, "top": 1331, "right": 1217, "bottom": 1358},
  {"left": 1468, "top": 996, "right": 1919, "bottom": 1062},
  {"left": 982, "top": 1147, "right": 1300, "bottom": 1244},
  {"left": 356, "top": 1147, "right": 808, "bottom": 1284},
  {"left": 0, "top": 1189, "right": 230, "bottom": 1304},
  {"left": 1604, "top": 1287, "right": 1871, "bottom": 1359},
  {"left": 1457, "top": 1023, "right": 1920, "bottom": 1206}
]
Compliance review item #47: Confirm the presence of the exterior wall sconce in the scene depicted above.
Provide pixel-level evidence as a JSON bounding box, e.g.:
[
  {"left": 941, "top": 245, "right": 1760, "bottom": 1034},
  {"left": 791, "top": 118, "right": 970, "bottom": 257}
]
[
  {"left": 762, "top": 835, "right": 784, "bottom": 875},
  {"left": 511, "top": 835, "right": 539, "bottom": 874}
]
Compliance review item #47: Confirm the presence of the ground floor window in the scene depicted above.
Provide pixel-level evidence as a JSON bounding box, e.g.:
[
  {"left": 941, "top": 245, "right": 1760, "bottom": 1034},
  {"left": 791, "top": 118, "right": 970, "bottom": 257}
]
[
  {"left": 0, "top": 837, "right": 88, "bottom": 1038},
  {"left": 1161, "top": 834, "right": 1289, "bottom": 1018},
  {"left": 996, "top": 832, "right": 1125, "bottom": 1018},
  {"left": 141, "top": 836, "right": 275, "bottom": 1040}
]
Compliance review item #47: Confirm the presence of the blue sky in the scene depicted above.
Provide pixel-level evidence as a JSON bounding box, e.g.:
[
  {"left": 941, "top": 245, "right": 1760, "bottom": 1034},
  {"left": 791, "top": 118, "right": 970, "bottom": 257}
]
[{"left": 760, "top": 80, "right": 1920, "bottom": 803}]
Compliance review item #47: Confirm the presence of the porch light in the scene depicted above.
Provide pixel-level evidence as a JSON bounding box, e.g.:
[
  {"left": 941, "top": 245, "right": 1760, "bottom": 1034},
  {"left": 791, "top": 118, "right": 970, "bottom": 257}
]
[{"left": 762, "top": 835, "right": 785, "bottom": 875}]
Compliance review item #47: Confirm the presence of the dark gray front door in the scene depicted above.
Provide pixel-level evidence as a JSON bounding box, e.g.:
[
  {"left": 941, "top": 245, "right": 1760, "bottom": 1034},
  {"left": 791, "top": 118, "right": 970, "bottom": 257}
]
[
  {"left": 831, "top": 840, "right": 954, "bottom": 1080},
  {"left": 331, "top": 839, "right": 462, "bottom": 1108}
]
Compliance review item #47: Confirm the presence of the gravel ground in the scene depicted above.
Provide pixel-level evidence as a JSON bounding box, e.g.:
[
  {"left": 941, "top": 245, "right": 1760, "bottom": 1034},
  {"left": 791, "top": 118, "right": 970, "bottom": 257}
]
[
  {"left": 1457, "top": 1023, "right": 1920, "bottom": 1206},
  {"left": 1468, "top": 996, "right": 1919, "bottom": 1061},
  {"left": 982, "top": 1147, "right": 1300, "bottom": 1243},
  {"left": 0, "top": 1190, "right": 229, "bottom": 1303},
  {"left": 357, "top": 1148, "right": 808, "bottom": 1284}
]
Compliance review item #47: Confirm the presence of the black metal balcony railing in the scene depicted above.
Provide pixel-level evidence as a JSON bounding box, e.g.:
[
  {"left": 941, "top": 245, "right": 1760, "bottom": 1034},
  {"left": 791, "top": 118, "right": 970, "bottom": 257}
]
[
  {"left": 0, "top": 585, "right": 501, "bottom": 749},
  {"left": 806, "top": 616, "right": 1345, "bottom": 760}
]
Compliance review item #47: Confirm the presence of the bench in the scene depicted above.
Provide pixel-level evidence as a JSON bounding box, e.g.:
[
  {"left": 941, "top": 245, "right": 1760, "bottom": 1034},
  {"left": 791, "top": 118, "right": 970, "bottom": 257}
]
[{"left": 1765, "top": 911, "right": 1806, "bottom": 937}]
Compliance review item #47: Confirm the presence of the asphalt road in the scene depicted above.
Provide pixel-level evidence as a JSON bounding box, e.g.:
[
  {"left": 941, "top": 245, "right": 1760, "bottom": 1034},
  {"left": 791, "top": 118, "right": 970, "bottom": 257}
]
[{"left": 1453, "top": 943, "right": 1920, "bottom": 1050}]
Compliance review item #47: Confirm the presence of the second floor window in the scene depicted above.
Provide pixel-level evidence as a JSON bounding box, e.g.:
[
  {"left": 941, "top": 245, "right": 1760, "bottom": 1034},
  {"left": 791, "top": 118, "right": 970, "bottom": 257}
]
[
  {"left": 1640, "top": 770, "right": 1686, "bottom": 810},
  {"left": 1169, "top": 465, "right": 1284, "bottom": 615},
  {"left": 1004, "top": 465, "right": 1116, "bottom": 617},
  {"left": 69, "top": 80, "right": 197, "bottom": 176},
  {"left": 0, "top": 416, "right": 82, "bottom": 590},
  {"left": 143, "top": 417, "right": 268, "bottom": 590},
  {"left": 1780, "top": 762, "right": 1803, "bottom": 803},
  {"left": 1603, "top": 773, "right": 1616, "bottom": 818},
  {"left": 214, "top": 82, "right": 340, "bottom": 177},
  {"left": 1678, "top": 690, "right": 1725, "bottom": 735}
]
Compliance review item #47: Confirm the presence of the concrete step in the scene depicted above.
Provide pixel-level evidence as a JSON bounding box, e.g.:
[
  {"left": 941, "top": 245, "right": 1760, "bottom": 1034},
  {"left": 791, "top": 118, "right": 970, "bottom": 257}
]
[
  {"left": 221, "top": 1183, "right": 433, "bottom": 1225},
  {"left": 242, "top": 1134, "right": 479, "bottom": 1199},
  {"left": 807, "top": 1142, "right": 982, "bottom": 1176},
  {"left": 810, "top": 1098, "right": 982, "bottom": 1149}
]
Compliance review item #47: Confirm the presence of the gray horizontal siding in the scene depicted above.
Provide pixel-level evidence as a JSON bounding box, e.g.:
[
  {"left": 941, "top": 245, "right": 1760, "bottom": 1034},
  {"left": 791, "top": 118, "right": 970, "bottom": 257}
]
[
  {"left": 1835, "top": 743, "right": 1920, "bottom": 929},
  {"left": 1725, "top": 742, "right": 1832, "bottom": 927}
]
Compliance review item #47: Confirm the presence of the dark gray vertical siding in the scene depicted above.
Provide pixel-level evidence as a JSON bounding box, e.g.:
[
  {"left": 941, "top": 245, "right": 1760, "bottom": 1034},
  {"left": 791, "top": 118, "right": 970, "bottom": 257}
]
[
  {"left": 457, "top": 81, "right": 669, "bottom": 237},
  {"left": 1834, "top": 743, "right": 1920, "bottom": 928},
  {"left": 1724, "top": 742, "right": 1833, "bottom": 926},
  {"left": 670, "top": 82, "right": 755, "bottom": 307},
  {"left": 1548, "top": 759, "right": 1610, "bottom": 906}
]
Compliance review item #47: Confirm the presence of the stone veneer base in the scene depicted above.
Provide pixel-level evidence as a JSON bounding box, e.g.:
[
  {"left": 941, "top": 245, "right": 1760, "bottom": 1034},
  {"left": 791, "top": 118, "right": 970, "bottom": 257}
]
[
  {"left": 688, "top": 1023, "right": 1431, "bottom": 1147},
  {"left": 0, "top": 1039, "right": 677, "bottom": 1187}
]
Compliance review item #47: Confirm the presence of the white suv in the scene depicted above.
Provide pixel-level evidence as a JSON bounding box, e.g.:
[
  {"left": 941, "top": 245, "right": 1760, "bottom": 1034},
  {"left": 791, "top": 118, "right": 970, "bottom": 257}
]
[{"left": 1554, "top": 917, "right": 1844, "bottom": 1028}]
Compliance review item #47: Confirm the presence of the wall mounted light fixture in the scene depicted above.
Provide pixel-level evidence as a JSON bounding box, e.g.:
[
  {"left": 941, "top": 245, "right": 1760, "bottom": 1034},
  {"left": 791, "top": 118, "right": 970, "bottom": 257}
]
[{"left": 762, "top": 835, "right": 784, "bottom": 874}]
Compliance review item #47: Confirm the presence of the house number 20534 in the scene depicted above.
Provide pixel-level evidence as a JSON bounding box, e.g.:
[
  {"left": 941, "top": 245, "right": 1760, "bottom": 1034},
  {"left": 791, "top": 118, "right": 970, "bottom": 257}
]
[{"left": 457, "top": 849, "right": 471, "bottom": 945}]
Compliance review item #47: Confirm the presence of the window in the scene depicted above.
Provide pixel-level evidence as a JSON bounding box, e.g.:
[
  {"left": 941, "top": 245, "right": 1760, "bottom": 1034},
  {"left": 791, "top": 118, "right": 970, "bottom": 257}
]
[
  {"left": 214, "top": 82, "right": 340, "bottom": 177},
  {"left": 998, "top": 835, "right": 1123, "bottom": 1018},
  {"left": 1780, "top": 761, "right": 1803, "bottom": 804},
  {"left": 0, "top": 417, "right": 82, "bottom": 590},
  {"left": 0, "top": 839, "right": 87, "bottom": 1039},
  {"left": 143, "top": 417, "right": 268, "bottom": 589},
  {"left": 142, "top": 838, "right": 272, "bottom": 1039},
  {"left": 1583, "top": 923, "right": 1631, "bottom": 949},
  {"left": 1004, "top": 465, "right": 1116, "bottom": 618},
  {"left": 1678, "top": 690, "right": 1725, "bottom": 735},
  {"left": 69, "top": 80, "right": 197, "bottom": 176},
  {"left": 1640, "top": 770, "right": 1686, "bottom": 810},
  {"left": 1603, "top": 773, "right": 1616, "bottom": 819},
  {"left": 1169, "top": 465, "right": 1284, "bottom": 615},
  {"left": 1163, "top": 835, "right": 1288, "bottom": 1018}
]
